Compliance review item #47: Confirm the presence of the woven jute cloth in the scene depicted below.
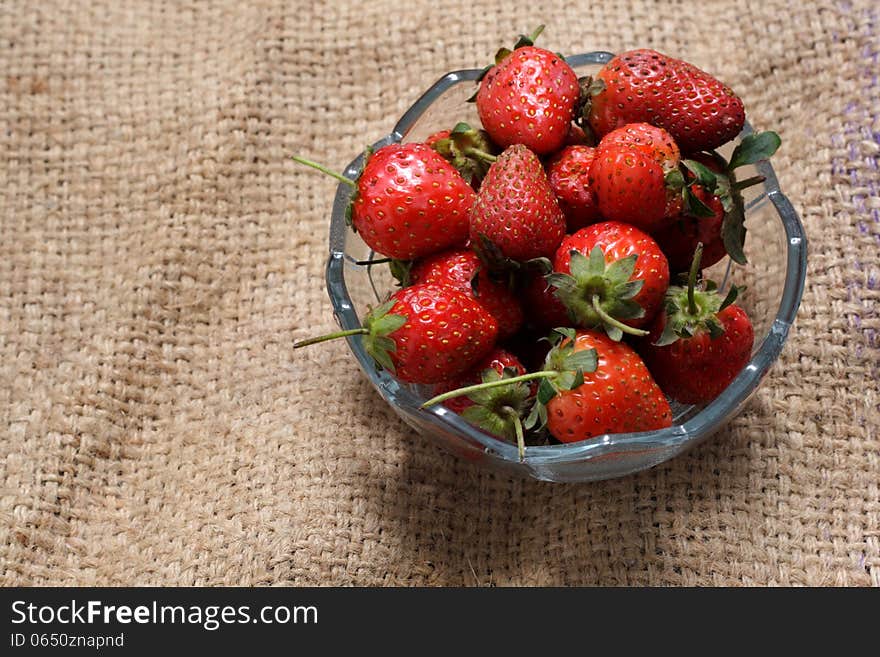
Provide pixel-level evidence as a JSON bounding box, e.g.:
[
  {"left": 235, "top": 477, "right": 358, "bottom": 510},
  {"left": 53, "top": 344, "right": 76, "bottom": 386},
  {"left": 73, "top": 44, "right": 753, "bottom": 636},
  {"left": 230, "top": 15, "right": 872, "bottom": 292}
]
[{"left": 1, "top": 0, "right": 878, "bottom": 586}]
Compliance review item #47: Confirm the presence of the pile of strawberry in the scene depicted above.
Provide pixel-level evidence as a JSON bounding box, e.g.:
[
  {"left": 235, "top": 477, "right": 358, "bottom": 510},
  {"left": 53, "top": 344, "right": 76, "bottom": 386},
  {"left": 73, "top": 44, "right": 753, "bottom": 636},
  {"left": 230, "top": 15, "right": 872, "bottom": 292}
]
[{"left": 296, "top": 27, "right": 781, "bottom": 460}]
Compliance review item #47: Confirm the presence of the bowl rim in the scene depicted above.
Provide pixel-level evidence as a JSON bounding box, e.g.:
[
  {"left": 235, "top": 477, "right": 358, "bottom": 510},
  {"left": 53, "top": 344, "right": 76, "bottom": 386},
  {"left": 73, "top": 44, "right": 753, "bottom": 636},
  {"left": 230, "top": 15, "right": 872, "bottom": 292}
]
[{"left": 323, "top": 51, "right": 808, "bottom": 471}]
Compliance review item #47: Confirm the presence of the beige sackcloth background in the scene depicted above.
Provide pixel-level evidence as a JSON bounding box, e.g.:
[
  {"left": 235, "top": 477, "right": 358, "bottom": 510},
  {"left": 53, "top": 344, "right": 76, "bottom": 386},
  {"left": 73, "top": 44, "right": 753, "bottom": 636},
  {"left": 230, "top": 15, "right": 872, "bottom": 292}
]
[{"left": 1, "top": 0, "right": 878, "bottom": 586}]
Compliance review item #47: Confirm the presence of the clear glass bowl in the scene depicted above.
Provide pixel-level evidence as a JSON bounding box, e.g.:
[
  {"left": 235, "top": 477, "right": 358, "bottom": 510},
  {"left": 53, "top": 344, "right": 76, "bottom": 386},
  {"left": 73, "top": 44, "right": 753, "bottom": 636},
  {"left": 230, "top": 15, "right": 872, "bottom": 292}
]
[{"left": 322, "top": 52, "right": 807, "bottom": 483}]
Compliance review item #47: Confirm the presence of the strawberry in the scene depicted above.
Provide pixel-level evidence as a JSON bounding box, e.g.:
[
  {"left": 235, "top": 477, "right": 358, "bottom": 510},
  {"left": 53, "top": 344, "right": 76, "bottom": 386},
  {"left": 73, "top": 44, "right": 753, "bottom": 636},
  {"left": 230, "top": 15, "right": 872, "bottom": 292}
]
[
  {"left": 596, "top": 122, "right": 680, "bottom": 170},
  {"left": 664, "top": 133, "right": 782, "bottom": 266},
  {"left": 409, "top": 248, "right": 523, "bottom": 339},
  {"left": 547, "top": 221, "right": 670, "bottom": 340},
  {"left": 474, "top": 26, "right": 580, "bottom": 155},
  {"left": 589, "top": 123, "right": 681, "bottom": 232},
  {"left": 425, "top": 130, "right": 451, "bottom": 147},
  {"left": 545, "top": 145, "right": 601, "bottom": 231},
  {"left": 431, "top": 347, "right": 529, "bottom": 414},
  {"left": 425, "top": 122, "right": 498, "bottom": 189},
  {"left": 653, "top": 185, "right": 726, "bottom": 274},
  {"left": 294, "top": 283, "right": 498, "bottom": 384},
  {"left": 422, "top": 328, "right": 600, "bottom": 458},
  {"left": 544, "top": 329, "right": 672, "bottom": 442},
  {"left": 640, "top": 244, "right": 754, "bottom": 404},
  {"left": 469, "top": 144, "right": 566, "bottom": 261},
  {"left": 585, "top": 49, "right": 746, "bottom": 152},
  {"left": 293, "top": 142, "right": 474, "bottom": 260}
]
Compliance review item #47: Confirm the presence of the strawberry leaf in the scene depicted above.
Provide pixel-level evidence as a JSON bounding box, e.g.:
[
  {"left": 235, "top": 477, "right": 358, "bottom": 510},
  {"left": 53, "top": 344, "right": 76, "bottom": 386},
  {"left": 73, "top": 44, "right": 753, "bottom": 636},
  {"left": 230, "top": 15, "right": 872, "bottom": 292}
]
[
  {"left": 729, "top": 131, "right": 781, "bottom": 170},
  {"left": 494, "top": 47, "right": 512, "bottom": 64},
  {"left": 613, "top": 298, "right": 645, "bottom": 320},
  {"left": 545, "top": 272, "right": 578, "bottom": 296},
  {"left": 653, "top": 320, "right": 680, "bottom": 347},
  {"left": 618, "top": 279, "right": 645, "bottom": 300},
  {"left": 605, "top": 254, "right": 638, "bottom": 285},
  {"left": 362, "top": 300, "right": 408, "bottom": 373},
  {"left": 552, "top": 327, "right": 577, "bottom": 343},
  {"left": 367, "top": 336, "right": 397, "bottom": 372},
  {"left": 389, "top": 259, "right": 412, "bottom": 287},
  {"left": 461, "top": 404, "right": 499, "bottom": 430},
  {"left": 524, "top": 256, "right": 553, "bottom": 274},
  {"left": 524, "top": 400, "right": 547, "bottom": 431},
  {"left": 567, "top": 250, "right": 593, "bottom": 280},
  {"left": 683, "top": 187, "right": 717, "bottom": 218},
  {"left": 537, "top": 378, "right": 557, "bottom": 404},
  {"left": 586, "top": 246, "right": 606, "bottom": 277},
  {"left": 682, "top": 159, "right": 719, "bottom": 192},
  {"left": 705, "top": 316, "right": 725, "bottom": 339},
  {"left": 721, "top": 192, "right": 748, "bottom": 265},
  {"left": 604, "top": 324, "right": 624, "bottom": 342},
  {"left": 587, "top": 77, "right": 605, "bottom": 96},
  {"left": 561, "top": 348, "right": 598, "bottom": 374},
  {"left": 665, "top": 168, "right": 686, "bottom": 191},
  {"left": 370, "top": 312, "right": 407, "bottom": 336},
  {"left": 719, "top": 284, "right": 740, "bottom": 311},
  {"left": 514, "top": 24, "right": 545, "bottom": 49},
  {"left": 366, "top": 299, "right": 398, "bottom": 323}
]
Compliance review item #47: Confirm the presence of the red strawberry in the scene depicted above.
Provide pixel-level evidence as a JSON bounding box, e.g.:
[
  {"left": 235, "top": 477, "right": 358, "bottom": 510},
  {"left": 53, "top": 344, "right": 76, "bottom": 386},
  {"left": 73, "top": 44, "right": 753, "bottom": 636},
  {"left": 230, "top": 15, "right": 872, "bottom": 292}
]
[
  {"left": 545, "top": 145, "right": 601, "bottom": 231},
  {"left": 294, "top": 283, "right": 498, "bottom": 384},
  {"left": 421, "top": 327, "right": 600, "bottom": 459},
  {"left": 475, "top": 26, "right": 580, "bottom": 155},
  {"left": 294, "top": 143, "right": 474, "bottom": 260},
  {"left": 469, "top": 144, "right": 566, "bottom": 261},
  {"left": 425, "top": 347, "right": 541, "bottom": 460},
  {"left": 653, "top": 186, "right": 726, "bottom": 273},
  {"left": 640, "top": 245, "right": 754, "bottom": 404},
  {"left": 425, "top": 130, "right": 451, "bottom": 147},
  {"left": 596, "top": 122, "right": 680, "bottom": 170},
  {"left": 431, "top": 347, "right": 528, "bottom": 414},
  {"left": 664, "top": 135, "right": 782, "bottom": 267},
  {"left": 409, "top": 248, "right": 523, "bottom": 339},
  {"left": 548, "top": 221, "right": 670, "bottom": 340},
  {"left": 429, "top": 351, "right": 536, "bottom": 461},
  {"left": 589, "top": 123, "right": 681, "bottom": 232},
  {"left": 586, "top": 49, "right": 746, "bottom": 152},
  {"left": 545, "top": 329, "right": 672, "bottom": 442}
]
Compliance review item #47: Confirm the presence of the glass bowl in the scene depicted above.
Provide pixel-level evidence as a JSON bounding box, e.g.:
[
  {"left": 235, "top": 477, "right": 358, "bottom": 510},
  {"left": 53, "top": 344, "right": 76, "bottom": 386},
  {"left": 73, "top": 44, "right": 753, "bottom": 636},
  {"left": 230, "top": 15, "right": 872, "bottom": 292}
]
[{"left": 322, "top": 51, "right": 807, "bottom": 483}]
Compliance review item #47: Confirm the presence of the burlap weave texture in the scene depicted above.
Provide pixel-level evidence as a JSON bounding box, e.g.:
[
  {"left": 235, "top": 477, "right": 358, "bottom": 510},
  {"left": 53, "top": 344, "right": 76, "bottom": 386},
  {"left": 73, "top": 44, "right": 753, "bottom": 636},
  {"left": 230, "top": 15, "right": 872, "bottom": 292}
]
[{"left": 1, "top": 0, "right": 878, "bottom": 586}]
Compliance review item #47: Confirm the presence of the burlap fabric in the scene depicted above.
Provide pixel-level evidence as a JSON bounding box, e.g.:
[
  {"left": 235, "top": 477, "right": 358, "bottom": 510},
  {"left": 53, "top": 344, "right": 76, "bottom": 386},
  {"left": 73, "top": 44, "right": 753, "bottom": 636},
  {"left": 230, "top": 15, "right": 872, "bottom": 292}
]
[{"left": 1, "top": 0, "right": 877, "bottom": 587}]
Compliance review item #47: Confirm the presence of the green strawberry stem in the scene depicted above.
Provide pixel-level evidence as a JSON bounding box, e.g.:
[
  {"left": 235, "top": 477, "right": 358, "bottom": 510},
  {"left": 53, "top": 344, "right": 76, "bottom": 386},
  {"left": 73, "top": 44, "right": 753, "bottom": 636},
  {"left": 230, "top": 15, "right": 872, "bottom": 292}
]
[
  {"left": 294, "top": 327, "right": 368, "bottom": 349},
  {"left": 687, "top": 242, "right": 704, "bottom": 316},
  {"left": 590, "top": 295, "right": 649, "bottom": 337},
  {"left": 292, "top": 155, "right": 357, "bottom": 188},
  {"left": 501, "top": 406, "right": 527, "bottom": 461},
  {"left": 732, "top": 175, "right": 766, "bottom": 191},
  {"left": 527, "top": 25, "right": 545, "bottom": 42},
  {"left": 420, "top": 370, "right": 559, "bottom": 408},
  {"left": 462, "top": 147, "right": 497, "bottom": 163}
]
